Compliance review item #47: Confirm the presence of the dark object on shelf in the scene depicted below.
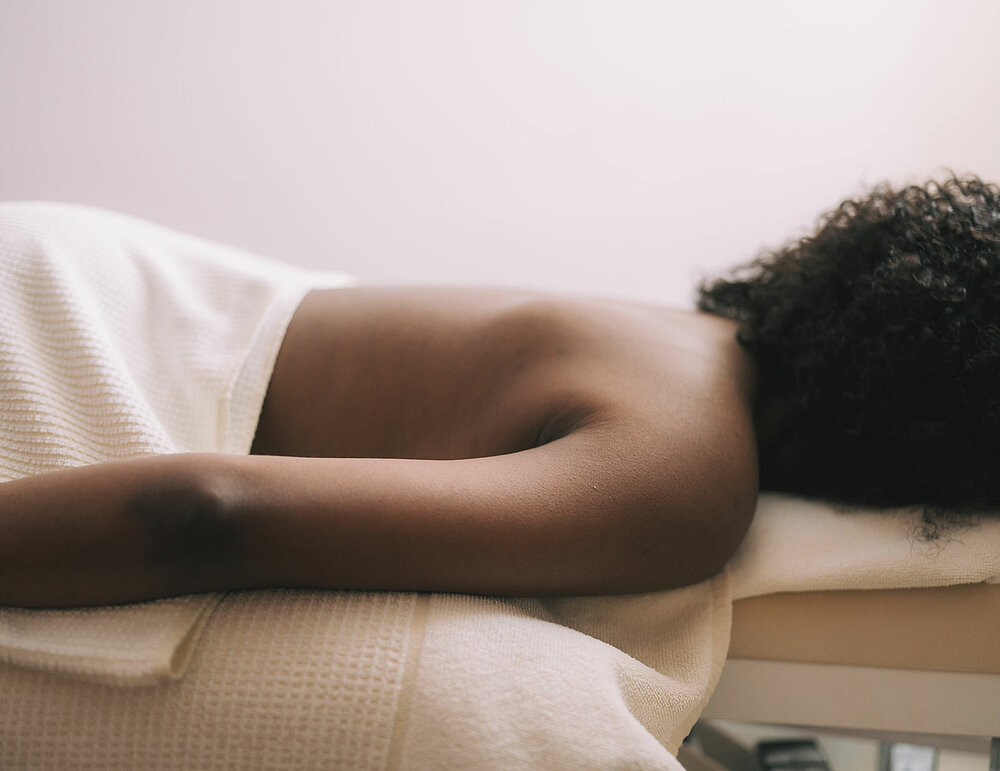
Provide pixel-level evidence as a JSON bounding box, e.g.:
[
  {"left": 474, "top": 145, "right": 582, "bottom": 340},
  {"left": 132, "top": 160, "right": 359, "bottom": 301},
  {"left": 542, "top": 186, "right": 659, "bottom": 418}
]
[{"left": 755, "top": 738, "right": 832, "bottom": 770}]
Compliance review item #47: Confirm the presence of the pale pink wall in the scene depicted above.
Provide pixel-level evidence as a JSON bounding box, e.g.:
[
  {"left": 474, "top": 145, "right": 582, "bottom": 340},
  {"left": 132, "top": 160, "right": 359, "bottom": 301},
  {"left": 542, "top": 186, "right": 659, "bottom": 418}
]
[{"left": 2, "top": 0, "right": 999, "bottom": 306}]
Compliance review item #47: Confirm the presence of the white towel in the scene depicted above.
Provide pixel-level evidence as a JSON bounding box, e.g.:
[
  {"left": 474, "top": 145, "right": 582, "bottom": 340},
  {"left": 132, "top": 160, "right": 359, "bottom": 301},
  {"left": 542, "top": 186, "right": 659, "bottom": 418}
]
[
  {"left": 0, "top": 202, "right": 353, "bottom": 684},
  {"left": 1, "top": 587, "right": 720, "bottom": 770}
]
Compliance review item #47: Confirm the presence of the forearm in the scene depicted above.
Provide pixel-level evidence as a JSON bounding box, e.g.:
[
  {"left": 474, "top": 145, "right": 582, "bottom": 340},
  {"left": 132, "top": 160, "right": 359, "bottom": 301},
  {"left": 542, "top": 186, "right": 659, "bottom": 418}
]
[
  {"left": 0, "top": 452, "right": 575, "bottom": 607},
  {"left": 0, "top": 452, "right": 537, "bottom": 607},
  {"left": 0, "top": 454, "right": 243, "bottom": 608}
]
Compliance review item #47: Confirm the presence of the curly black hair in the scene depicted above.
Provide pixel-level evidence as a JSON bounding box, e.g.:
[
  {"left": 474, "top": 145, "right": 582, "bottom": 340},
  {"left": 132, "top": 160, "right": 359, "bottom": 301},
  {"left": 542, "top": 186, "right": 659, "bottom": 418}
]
[{"left": 699, "top": 175, "right": 1000, "bottom": 514}]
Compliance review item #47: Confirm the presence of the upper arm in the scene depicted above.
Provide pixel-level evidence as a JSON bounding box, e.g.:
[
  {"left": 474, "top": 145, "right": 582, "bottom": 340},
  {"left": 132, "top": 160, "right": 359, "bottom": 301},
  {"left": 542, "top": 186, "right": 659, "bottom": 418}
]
[{"left": 236, "top": 401, "right": 758, "bottom": 596}]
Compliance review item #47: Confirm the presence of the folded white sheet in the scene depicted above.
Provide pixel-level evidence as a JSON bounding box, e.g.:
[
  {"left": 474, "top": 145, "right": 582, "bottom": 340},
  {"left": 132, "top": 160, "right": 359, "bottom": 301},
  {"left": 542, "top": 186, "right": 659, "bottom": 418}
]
[{"left": 0, "top": 594, "right": 220, "bottom": 685}]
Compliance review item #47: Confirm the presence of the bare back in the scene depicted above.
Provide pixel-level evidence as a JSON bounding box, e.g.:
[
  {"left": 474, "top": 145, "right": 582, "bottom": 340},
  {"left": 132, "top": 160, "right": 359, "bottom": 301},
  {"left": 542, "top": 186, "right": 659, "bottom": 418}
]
[{"left": 252, "top": 287, "right": 757, "bottom": 467}]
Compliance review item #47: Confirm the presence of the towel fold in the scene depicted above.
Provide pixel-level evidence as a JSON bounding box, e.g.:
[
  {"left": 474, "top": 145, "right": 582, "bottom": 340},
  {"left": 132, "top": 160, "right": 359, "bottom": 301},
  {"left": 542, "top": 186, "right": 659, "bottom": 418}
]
[{"left": 0, "top": 594, "right": 220, "bottom": 686}]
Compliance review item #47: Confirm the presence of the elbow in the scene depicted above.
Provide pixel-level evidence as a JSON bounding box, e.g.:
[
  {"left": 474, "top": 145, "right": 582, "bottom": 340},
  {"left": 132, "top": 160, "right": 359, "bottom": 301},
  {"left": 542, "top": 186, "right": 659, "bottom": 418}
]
[
  {"left": 663, "top": 452, "right": 759, "bottom": 589},
  {"left": 616, "top": 492, "right": 757, "bottom": 594},
  {"left": 688, "top": 493, "right": 756, "bottom": 584},
  {"left": 125, "top": 456, "right": 247, "bottom": 585}
]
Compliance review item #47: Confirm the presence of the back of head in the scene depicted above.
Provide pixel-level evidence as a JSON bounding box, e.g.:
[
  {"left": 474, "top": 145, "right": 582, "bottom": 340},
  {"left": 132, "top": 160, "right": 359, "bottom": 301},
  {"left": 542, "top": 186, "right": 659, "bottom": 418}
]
[{"left": 699, "top": 175, "right": 1000, "bottom": 512}]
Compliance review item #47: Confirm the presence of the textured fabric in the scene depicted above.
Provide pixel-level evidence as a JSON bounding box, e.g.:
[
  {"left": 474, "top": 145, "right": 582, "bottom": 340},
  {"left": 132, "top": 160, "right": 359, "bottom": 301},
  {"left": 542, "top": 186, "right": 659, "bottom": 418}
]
[
  {"left": 1, "top": 590, "right": 423, "bottom": 771},
  {"left": 395, "top": 585, "right": 729, "bottom": 768},
  {"left": 0, "top": 594, "right": 221, "bottom": 685},
  {"left": 0, "top": 583, "right": 720, "bottom": 770},
  {"left": 0, "top": 202, "right": 354, "bottom": 683}
]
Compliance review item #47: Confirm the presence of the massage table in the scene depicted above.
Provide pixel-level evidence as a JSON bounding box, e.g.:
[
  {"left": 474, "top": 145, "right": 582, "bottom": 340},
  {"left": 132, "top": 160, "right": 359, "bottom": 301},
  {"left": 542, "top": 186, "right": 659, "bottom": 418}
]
[
  {"left": 701, "top": 581, "right": 1000, "bottom": 767},
  {"left": 710, "top": 582, "right": 1000, "bottom": 737},
  {"left": 693, "top": 493, "right": 1000, "bottom": 770}
]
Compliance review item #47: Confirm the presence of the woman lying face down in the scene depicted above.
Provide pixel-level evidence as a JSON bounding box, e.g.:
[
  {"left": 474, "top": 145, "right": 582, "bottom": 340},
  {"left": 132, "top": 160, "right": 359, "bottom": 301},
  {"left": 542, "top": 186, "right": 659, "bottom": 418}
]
[{"left": 1, "top": 175, "right": 996, "bottom": 608}]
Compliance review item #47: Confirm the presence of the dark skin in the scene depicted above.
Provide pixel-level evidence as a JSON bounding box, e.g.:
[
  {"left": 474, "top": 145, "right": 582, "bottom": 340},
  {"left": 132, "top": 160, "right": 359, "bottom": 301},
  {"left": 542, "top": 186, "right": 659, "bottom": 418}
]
[{"left": 0, "top": 288, "right": 759, "bottom": 607}]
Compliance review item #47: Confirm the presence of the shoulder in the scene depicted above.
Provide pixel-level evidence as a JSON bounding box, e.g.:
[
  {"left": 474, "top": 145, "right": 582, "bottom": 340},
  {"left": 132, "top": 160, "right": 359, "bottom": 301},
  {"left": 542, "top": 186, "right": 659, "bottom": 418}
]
[
  {"left": 489, "top": 297, "right": 757, "bottom": 436},
  {"left": 480, "top": 296, "right": 760, "bottom": 587},
  {"left": 533, "top": 295, "right": 758, "bottom": 466},
  {"left": 495, "top": 296, "right": 759, "bottom": 513}
]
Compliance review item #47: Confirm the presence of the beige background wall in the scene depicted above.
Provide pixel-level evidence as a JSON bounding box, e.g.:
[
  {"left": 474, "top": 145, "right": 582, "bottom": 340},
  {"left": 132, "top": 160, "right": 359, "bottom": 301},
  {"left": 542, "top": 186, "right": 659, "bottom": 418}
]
[{"left": 2, "top": 0, "right": 998, "bottom": 306}]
